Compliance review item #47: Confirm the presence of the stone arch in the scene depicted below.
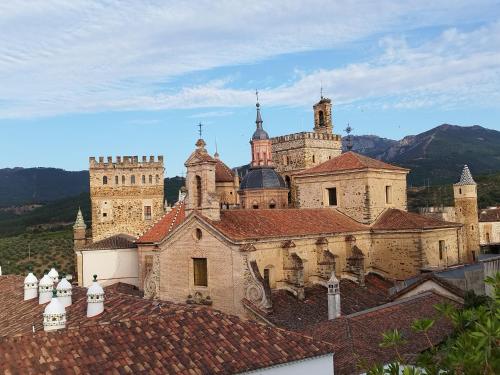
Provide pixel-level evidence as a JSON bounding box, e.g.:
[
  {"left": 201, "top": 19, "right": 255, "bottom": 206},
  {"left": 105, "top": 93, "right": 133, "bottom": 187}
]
[{"left": 195, "top": 175, "right": 202, "bottom": 208}]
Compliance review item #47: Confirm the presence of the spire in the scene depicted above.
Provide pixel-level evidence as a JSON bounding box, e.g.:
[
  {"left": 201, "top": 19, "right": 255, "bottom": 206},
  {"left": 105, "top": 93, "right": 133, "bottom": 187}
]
[
  {"left": 252, "top": 90, "right": 269, "bottom": 140},
  {"left": 214, "top": 138, "right": 219, "bottom": 159},
  {"left": 456, "top": 165, "right": 476, "bottom": 185},
  {"left": 73, "top": 208, "right": 86, "bottom": 230}
]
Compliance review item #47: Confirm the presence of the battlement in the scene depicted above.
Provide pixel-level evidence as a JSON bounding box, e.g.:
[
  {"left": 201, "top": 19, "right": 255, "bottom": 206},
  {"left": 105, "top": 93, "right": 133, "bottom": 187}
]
[
  {"left": 89, "top": 155, "right": 164, "bottom": 169},
  {"left": 271, "top": 131, "right": 341, "bottom": 144}
]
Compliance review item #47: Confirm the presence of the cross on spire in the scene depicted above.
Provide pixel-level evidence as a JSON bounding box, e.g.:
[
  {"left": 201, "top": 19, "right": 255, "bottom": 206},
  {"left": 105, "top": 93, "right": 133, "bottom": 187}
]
[
  {"left": 255, "top": 89, "right": 259, "bottom": 104},
  {"left": 320, "top": 82, "right": 323, "bottom": 99}
]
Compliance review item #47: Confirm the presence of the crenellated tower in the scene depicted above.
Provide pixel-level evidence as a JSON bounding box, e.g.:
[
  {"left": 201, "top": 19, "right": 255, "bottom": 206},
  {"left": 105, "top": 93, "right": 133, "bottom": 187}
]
[
  {"left": 89, "top": 155, "right": 165, "bottom": 241},
  {"left": 453, "top": 165, "right": 480, "bottom": 262}
]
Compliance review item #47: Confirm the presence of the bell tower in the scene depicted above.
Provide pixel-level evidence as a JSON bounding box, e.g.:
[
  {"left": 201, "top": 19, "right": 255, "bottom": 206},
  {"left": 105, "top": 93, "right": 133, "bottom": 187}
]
[
  {"left": 185, "top": 138, "right": 220, "bottom": 221},
  {"left": 453, "top": 165, "right": 480, "bottom": 262},
  {"left": 313, "top": 95, "right": 333, "bottom": 134}
]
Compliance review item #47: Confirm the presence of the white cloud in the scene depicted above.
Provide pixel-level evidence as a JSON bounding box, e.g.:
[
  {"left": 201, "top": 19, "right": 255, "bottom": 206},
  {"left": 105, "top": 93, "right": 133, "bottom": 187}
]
[{"left": 0, "top": 0, "right": 499, "bottom": 118}]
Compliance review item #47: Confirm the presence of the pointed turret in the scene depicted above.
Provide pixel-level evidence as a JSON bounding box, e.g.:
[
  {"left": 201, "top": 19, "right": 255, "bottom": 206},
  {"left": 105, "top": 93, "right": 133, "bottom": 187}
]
[
  {"left": 73, "top": 208, "right": 87, "bottom": 249},
  {"left": 453, "top": 165, "right": 479, "bottom": 262}
]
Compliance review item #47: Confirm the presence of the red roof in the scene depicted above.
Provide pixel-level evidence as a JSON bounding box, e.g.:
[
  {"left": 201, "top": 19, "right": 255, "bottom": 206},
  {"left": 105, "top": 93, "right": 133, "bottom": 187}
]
[
  {"left": 372, "top": 208, "right": 462, "bottom": 231},
  {"left": 215, "top": 158, "right": 235, "bottom": 182},
  {"left": 210, "top": 208, "right": 368, "bottom": 240},
  {"left": 479, "top": 207, "right": 500, "bottom": 222},
  {"left": 0, "top": 275, "right": 333, "bottom": 374},
  {"left": 297, "top": 151, "right": 408, "bottom": 175},
  {"left": 306, "top": 292, "right": 458, "bottom": 374},
  {"left": 137, "top": 201, "right": 186, "bottom": 243}
]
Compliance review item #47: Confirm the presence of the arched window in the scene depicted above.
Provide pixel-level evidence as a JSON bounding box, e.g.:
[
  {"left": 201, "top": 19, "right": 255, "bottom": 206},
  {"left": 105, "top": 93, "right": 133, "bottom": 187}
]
[
  {"left": 252, "top": 201, "right": 259, "bottom": 209},
  {"left": 156, "top": 175, "right": 160, "bottom": 184},
  {"left": 269, "top": 200, "right": 276, "bottom": 209},
  {"left": 149, "top": 175, "right": 153, "bottom": 184},
  {"left": 285, "top": 176, "right": 292, "bottom": 204},
  {"left": 318, "top": 110, "right": 325, "bottom": 126},
  {"left": 102, "top": 176, "right": 108, "bottom": 185},
  {"left": 196, "top": 175, "right": 202, "bottom": 208},
  {"left": 131, "top": 175, "right": 136, "bottom": 184},
  {"left": 312, "top": 154, "right": 315, "bottom": 163},
  {"left": 115, "top": 176, "right": 119, "bottom": 185},
  {"left": 122, "top": 175, "right": 125, "bottom": 184},
  {"left": 142, "top": 175, "right": 146, "bottom": 184}
]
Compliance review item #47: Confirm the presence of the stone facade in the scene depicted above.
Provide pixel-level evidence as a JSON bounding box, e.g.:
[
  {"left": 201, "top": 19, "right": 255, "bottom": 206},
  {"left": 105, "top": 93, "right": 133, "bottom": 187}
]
[
  {"left": 480, "top": 221, "right": 500, "bottom": 245},
  {"left": 239, "top": 188, "right": 288, "bottom": 209},
  {"left": 89, "top": 156, "right": 164, "bottom": 241},
  {"left": 294, "top": 169, "right": 408, "bottom": 223},
  {"left": 453, "top": 182, "right": 480, "bottom": 261}
]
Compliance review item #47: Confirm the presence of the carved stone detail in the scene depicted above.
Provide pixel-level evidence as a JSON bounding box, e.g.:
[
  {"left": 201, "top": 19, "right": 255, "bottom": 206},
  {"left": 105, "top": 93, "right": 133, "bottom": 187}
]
[
  {"left": 144, "top": 253, "right": 160, "bottom": 299},
  {"left": 242, "top": 254, "right": 272, "bottom": 313}
]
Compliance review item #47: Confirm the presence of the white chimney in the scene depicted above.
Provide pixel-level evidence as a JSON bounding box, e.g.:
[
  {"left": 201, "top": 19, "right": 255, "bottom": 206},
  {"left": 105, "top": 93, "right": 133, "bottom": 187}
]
[
  {"left": 327, "top": 271, "right": 341, "bottom": 320},
  {"left": 43, "top": 289, "right": 66, "bottom": 332},
  {"left": 56, "top": 276, "right": 73, "bottom": 307},
  {"left": 38, "top": 274, "right": 54, "bottom": 304},
  {"left": 48, "top": 267, "right": 59, "bottom": 284},
  {"left": 87, "top": 275, "right": 105, "bottom": 317},
  {"left": 24, "top": 271, "right": 38, "bottom": 300}
]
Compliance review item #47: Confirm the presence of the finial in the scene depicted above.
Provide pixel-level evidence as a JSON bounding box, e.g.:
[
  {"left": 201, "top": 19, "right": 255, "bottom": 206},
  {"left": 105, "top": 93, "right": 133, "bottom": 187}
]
[
  {"left": 214, "top": 138, "right": 219, "bottom": 159},
  {"left": 255, "top": 89, "right": 259, "bottom": 106},
  {"left": 93, "top": 274, "right": 98, "bottom": 282},
  {"left": 345, "top": 123, "right": 354, "bottom": 151},
  {"left": 52, "top": 288, "right": 57, "bottom": 298},
  {"left": 320, "top": 82, "right": 323, "bottom": 99}
]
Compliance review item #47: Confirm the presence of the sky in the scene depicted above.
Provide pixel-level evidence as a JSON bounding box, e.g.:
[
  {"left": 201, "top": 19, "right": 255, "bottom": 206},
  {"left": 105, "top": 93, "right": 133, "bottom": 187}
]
[{"left": 1, "top": 1, "right": 500, "bottom": 176}]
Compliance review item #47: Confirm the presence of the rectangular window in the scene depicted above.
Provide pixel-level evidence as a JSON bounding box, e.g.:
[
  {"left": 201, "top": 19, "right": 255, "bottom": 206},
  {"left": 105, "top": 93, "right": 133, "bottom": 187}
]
[
  {"left": 439, "top": 240, "right": 445, "bottom": 260},
  {"left": 115, "top": 175, "right": 119, "bottom": 185},
  {"left": 193, "top": 258, "right": 208, "bottom": 287},
  {"left": 385, "top": 185, "right": 392, "bottom": 204},
  {"left": 144, "top": 206, "right": 152, "bottom": 220},
  {"left": 327, "top": 187, "right": 337, "bottom": 206},
  {"left": 263, "top": 268, "right": 270, "bottom": 289}
]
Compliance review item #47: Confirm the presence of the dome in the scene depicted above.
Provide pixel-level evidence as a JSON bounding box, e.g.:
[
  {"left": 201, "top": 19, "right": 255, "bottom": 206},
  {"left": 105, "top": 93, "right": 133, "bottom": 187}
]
[
  {"left": 240, "top": 167, "right": 287, "bottom": 190},
  {"left": 56, "top": 277, "right": 72, "bottom": 291},
  {"left": 39, "top": 274, "right": 54, "bottom": 287},
  {"left": 24, "top": 272, "right": 38, "bottom": 285},
  {"left": 44, "top": 294, "right": 66, "bottom": 315},
  {"left": 252, "top": 127, "right": 269, "bottom": 140},
  {"left": 48, "top": 268, "right": 59, "bottom": 282}
]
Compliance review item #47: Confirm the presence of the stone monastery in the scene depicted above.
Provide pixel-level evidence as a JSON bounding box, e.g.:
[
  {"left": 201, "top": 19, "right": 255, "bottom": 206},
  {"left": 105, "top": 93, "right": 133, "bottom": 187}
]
[{"left": 73, "top": 95, "right": 480, "bottom": 319}]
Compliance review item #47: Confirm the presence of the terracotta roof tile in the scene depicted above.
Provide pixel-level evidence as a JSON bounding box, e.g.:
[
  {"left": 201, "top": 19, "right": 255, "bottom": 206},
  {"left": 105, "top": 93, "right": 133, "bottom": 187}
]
[
  {"left": 390, "top": 273, "right": 465, "bottom": 301},
  {"left": 209, "top": 208, "right": 368, "bottom": 240},
  {"left": 0, "top": 275, "right": 333, "bottom": 374},
  {"left": 479, "top": 207, "right": 500, "bottom": 222},
  {"left": 81, "top": 234, "right": 137, "bottom": 250},
  {"left": 372, "top": 208, "right": 462, "bottom": 231},
  {"left": 137, "top": 201, "right": 186, "bottom": 243},
  {"left": 215, "top": 159, "right": 235, "bottom": 183},
  {"left": 297, "top": 151, "right": 408, "bottom": 176},
  {"left": 305, "top": 292, "right": 458, "bottom": 374},
  {"left": 267, "top": 276, "right": 391, "bottom": 330}
]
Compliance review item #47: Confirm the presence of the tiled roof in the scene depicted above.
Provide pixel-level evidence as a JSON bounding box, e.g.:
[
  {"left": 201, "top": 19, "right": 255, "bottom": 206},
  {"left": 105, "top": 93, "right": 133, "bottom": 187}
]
[
  {"left": 266, "top": 274, "right": 392, "bottom": 330},
  {"left": 305, "top": 292, "right": 458, "bottom": 374},
  {"left": 209, "top": 208, "right": 368, "bottom": 240},
  {"left": 390, "top": 273, "right": 465, "bottom": 301},
  {"left": 215, "top": 159, "right": 235, "bottom": 183},
  {"left": 0, "top": 275, "right": 333, "bottom": 374},
  {"left": 81, "top": 233, "right": 137, "bottom": 250},
  {"left": 296, "top": 151, "right": 408, "bottom": 176},
  {"left": 372, "top": 209, "right": 462, "bottom": 231},
  {"left": 479, "top": 207, "right": 500, "bottom": 222},
  {"left": 137, "top": 201, "right": 186, "bottom": 243},
  {"left": 455, "top": 164, "right": 476, "bottom": 185}
]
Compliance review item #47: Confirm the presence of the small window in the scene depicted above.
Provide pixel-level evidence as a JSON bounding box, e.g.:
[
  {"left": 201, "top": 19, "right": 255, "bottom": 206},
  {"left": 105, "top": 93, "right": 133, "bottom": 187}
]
[
  {"left": 122, "top": 175, "right": 125, "bottom": 184},
  {"left": 103, "top": 176, "right": 108, "bottom": 185},
  {"left": 193, "top": 258, "right": 207, "bottom": 287},
  {"left": 156, "top": 175, "right": 160, "bottom": 183},
  {"left": 252, "top": 203, "right": 259, "bottom": 209},
  {"left": 269, "top": 202, "right": 276, "bottom": 209},
  {"left": 263, "top": 268, "right": 270, "bottom": 289},
  {"left": 439, "top": 240, "right": 445, "bottom": 260},
  {"left": 131, "top": 175, "right": 136, "bottom": 184},
  {"left": 103, "top": 213, "right": 107, "bottom": 218},
  {"left": 385, "top": 185, "right": 392, "bottom": 204},
  {"left": 312, "top": 155, "right": 315, "bottom": 163},
  {"left": 459, "top": 188, "right": 462, "bottom": 194},
  {"left": 115, "top": 176, "right": 119, "bottom": 185},
  {"left": 195, "top": 228, "right": 202, "bottom": 240},
  {"left": 149, "top": 175, "right": 153, "bottom": 184},
  {"left": 327, "top": 187, "right": 337, "bottom": 206},
  {"left": 144, "top": 206, "right": 152, "bottom": 220},
  {"left": 286, "top": 156, "right": 290, "bottom": 165},
  {"left": 142, "top": 175, "right": 146, "bottom": 184},
  {"left": 318, "top": 110, "right": 325, "bottom": 126}
]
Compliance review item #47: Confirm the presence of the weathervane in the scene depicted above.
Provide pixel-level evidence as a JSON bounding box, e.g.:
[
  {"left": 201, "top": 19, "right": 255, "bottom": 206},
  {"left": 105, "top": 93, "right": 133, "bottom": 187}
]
[
  {"left": 197, "top": 122, "right": 203, "bottom": 139},
  {"left": 320, "top": 81, "right": 323, "bottom": 99},
  {"left": 255, "top": 89, "right": 259, "bottom": 104},
  {"left": 345, "top": 123, "right": 353, "bottom": 151}
]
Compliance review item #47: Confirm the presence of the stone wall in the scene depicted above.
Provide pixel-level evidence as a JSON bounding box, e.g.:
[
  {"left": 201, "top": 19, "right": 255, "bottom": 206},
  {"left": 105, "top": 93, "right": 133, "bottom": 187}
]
[
  {"left": 454, "top": 184, "right": 480, "bottom": 261},
  {"left": 239, "top": 188, "right": 288, "bottom": 209},
  {"left": 294, "top": 169, "right": 407, "bottom": 223},
  {"left": 479, "top": 222, "right": 500, "bottom": 245},
  {"left": 89, "top": 156, "right": 164, "bottom": 241}
]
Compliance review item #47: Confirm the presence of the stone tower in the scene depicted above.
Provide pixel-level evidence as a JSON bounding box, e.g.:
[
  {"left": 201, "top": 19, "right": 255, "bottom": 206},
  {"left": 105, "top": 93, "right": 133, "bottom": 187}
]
[
  {"left": 185, "top": 139, "right": 220, "bottom": 220},
  {"left": 73, "top": 208, "right": 87, "bottom": 248},
  {"left": 453, "top": 165, "right": 480, "bottom": 262},
  {"left": 89, "top": 155, "right": 165, "bottom": 242},
  {"left": 313, "top": 96, "right": 333, "bottom": 134},
  {"left": 250, "top": 101, "right": 273, "bottom": 167}
]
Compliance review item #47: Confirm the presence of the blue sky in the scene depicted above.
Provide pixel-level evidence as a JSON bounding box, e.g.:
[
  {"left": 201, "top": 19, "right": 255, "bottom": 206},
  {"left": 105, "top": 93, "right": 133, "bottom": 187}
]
[{"left": 1, "top": 1, "right": 500, "bottom": 176}]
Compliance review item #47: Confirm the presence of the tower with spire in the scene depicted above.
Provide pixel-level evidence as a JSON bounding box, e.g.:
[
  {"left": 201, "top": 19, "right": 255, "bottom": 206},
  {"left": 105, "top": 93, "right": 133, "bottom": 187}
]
[
  {"left": 453, "top": 165, "right": 480, "bottom": 262},
  {"left": 73, "top": 208, "right": 87, "bottom": 249},
  {"left": 250, "top": 91, "right": 273, "bottom": 167}
]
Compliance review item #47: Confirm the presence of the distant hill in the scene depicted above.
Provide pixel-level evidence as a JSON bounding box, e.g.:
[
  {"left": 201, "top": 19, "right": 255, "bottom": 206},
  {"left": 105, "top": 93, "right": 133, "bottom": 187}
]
[
  {"left": 0, "top": 168, "right": 89, "bottom": 207},
  {"left": 343, "top": 124, "right": 500, "bottom": 185}
]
